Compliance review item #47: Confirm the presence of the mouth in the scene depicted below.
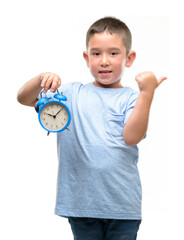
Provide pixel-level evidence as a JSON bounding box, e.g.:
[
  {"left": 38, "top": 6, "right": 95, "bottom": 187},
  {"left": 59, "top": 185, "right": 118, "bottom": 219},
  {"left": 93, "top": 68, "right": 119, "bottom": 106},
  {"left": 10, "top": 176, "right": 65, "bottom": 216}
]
[
  {"left": 99, "top": 70, "right": 112, "bottom": 73},
  {"left": 99, "top": 70, "right": 112, "bottom": 76}
]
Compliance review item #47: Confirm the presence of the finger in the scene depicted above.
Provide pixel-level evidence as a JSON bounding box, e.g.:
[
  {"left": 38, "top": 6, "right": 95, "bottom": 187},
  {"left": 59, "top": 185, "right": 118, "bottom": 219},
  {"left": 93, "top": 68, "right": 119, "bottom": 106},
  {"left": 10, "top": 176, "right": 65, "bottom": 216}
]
[
  {"left": 41, "top": 75, "right": 50, "bottom": 93},
  {"left": 157, "top": 76, "right": 167, "bottom": 85},
  {"left": 50, "top": 76, "right": 59, "bottom": 92},
  {"left": 41, "top": 73, "right": 49, "bottom": 88},
  {"left": 43, "top": 75, "right": 54, "bottom": 93},
  {"left": 57, "top": 76, "right": 61, "bottom": 88}
]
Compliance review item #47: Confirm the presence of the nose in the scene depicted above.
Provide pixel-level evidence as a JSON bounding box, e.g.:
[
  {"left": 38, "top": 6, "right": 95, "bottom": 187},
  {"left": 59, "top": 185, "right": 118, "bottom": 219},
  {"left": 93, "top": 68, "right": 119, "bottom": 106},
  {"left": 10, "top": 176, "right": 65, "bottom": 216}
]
[{"left": 100, "top": 53, "right": 109, "bottom": 66}]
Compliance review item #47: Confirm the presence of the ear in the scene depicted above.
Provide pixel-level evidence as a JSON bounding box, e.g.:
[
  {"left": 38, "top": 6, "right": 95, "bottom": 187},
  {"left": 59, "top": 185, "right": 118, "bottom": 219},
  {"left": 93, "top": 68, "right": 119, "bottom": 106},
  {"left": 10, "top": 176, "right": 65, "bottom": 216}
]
[
  {"left": 83, "top": 51, "right": 90, "bottom": 68},
  {"left": 125, "top": 51, "right": 136, "bottom": 67}
]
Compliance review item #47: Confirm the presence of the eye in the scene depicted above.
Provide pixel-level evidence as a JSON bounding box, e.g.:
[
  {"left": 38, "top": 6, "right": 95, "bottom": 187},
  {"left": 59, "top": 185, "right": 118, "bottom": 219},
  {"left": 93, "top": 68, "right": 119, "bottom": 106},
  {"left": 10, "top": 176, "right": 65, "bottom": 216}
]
[
  {"left": 110, "top": 52, "right": 118, "bottom": 56},
  {"left": 92, "top": 52, "right": 100, "bottom": 56}
]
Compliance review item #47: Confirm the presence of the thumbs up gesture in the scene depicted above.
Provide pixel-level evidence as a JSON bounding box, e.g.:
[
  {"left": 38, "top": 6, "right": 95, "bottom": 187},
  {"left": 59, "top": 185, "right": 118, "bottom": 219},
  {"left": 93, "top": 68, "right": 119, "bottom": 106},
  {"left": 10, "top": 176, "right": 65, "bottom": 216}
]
[{"left": 135, "top": 72, "right": 167, "bottom": 93}]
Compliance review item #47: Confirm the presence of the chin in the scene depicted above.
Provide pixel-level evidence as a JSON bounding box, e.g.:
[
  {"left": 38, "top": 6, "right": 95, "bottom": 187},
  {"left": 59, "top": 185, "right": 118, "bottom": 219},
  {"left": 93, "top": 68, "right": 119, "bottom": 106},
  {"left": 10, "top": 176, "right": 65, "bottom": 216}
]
[
  {"left": 96, "top": 81, "right": 112, "bottom": 87},
  {"left": 97, "top": 79, "right": 114, "bottom": 85},
  {"left": 95, "top": 79, "right": 122, "bottom": 88}
]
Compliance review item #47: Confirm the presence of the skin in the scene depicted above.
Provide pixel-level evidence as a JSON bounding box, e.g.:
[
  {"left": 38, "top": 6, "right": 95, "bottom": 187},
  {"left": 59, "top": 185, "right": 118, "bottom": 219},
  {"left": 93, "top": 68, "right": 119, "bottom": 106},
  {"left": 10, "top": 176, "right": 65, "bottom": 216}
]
[
  {"left": 17, "top": 30, "right": 167, "bottom": 145},
  {"left": 83, "top": 31, "right": 136, "bottom": 89},
  {"left": 83, "top": 31, "right": 167, "bottom": 145}
]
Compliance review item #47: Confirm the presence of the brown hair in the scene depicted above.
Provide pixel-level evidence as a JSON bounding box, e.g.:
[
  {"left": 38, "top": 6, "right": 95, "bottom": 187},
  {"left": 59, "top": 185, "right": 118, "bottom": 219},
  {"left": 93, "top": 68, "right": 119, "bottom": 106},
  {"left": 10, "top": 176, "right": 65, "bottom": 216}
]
[{"left": 86, "top": 17, "right": 132, "bottom": 53}]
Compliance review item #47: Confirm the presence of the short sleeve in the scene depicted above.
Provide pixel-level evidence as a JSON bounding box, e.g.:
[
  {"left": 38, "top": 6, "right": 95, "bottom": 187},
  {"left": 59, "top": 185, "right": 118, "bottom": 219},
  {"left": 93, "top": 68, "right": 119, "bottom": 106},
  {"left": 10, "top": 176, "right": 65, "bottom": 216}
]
[{"left": 124, "top": 91, "right": 139, "bottom": 124}]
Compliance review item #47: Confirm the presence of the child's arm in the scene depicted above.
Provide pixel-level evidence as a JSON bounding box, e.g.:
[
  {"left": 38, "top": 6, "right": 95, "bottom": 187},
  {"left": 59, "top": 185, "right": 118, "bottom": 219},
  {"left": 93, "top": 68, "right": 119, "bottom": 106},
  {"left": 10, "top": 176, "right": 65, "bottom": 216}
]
[
  {"left": 17, "top": 72, "right": 61, "bottom": 106},
  {"left": 123, "top": 71, "right": 167, "bottom": 146}
]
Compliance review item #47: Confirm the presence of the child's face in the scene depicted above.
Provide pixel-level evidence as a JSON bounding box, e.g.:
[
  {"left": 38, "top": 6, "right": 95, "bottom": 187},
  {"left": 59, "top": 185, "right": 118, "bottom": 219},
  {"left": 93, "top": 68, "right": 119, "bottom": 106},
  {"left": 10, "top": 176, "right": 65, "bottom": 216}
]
[{"left": 83, "top": 31, "right": 136, "bottom": 88}]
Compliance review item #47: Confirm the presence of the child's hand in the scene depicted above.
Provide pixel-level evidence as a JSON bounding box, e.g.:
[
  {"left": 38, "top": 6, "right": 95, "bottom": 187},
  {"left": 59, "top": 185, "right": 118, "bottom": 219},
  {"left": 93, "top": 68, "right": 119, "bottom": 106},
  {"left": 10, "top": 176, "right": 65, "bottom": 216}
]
[
  {"left": 135, "top": 71, "right": 167, "bottom": 93},
  {"left": 40, "top": 72, "right": 61, "bottom": 93}
]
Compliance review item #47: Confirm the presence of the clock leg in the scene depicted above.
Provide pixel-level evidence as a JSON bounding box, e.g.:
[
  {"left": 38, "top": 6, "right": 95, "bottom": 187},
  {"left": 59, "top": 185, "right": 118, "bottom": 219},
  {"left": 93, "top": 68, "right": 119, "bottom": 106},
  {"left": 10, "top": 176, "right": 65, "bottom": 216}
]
[{"left": 47, "top": 131, "right": 50, "bottom": 136}]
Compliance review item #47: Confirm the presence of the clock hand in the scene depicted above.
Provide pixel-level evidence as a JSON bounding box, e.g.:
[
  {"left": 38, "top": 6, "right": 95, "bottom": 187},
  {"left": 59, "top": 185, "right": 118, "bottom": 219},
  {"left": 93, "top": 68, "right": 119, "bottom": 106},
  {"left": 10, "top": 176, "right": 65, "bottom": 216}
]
[
  {"left": 45, "top": 108, "right": 63, "bottom": 119},
  {"left": 45, "top": 112, "right": 54, "bottom": 117},
  {"left": 55, "top": 107, "right": 63, "bottom": 116}
]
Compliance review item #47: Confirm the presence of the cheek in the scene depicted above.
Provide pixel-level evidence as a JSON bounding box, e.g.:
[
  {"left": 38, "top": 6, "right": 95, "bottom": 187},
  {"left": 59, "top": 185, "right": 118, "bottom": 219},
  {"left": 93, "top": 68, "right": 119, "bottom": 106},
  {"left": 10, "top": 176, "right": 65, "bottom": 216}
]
[
  {"left": 112, "top": 59, "right": 126, "bottom": 78},
  {"left": 114, "top": 61, "right": 124, "bottom": 73},
  {"left": 119, "top": 58, "right": 126, "bottom": 71},
  {"left": 121, "top": 61, "right": 126, "bottom": 72},
  {"left": 90, "top": 67, "right": 97, "bottom": 78},
  {"left": 89, "top": 59, "right": 98, "bottom": 71},
  {"left": 88, "top": 61, "right": 96, "bottom": 76}
]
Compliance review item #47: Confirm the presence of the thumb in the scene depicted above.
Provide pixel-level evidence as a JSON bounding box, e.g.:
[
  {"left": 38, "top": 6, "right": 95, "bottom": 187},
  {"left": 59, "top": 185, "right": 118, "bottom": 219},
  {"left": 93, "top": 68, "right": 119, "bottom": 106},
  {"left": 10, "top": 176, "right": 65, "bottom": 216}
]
[{"left": 157, "top": 76, "right": 167, "bottom": 86}]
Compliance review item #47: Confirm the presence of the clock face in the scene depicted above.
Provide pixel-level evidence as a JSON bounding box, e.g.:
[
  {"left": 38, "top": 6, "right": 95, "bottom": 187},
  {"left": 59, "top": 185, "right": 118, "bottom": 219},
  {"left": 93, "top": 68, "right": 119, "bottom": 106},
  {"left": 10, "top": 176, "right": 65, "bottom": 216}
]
[{"left": 39, "top": 101, "right": 69, "bottom": 132}]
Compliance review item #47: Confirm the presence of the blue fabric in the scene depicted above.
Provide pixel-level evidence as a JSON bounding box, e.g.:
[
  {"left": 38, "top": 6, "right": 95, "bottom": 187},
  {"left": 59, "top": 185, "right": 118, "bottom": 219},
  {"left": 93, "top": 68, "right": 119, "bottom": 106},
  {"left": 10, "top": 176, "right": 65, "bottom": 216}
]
[
  {"left": 68, "top": 217, "right": 141, "bottom": 240},
  {"left": 42, "top": 82, "right": 142, "bottom": 220}
]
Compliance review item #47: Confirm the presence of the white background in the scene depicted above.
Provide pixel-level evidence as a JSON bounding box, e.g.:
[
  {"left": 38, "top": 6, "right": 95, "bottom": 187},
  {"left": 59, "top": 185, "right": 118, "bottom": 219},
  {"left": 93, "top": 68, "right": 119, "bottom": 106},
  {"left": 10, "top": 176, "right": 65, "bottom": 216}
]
[{"left": 0, "top": 0, "right": 181, "bottom": 239}]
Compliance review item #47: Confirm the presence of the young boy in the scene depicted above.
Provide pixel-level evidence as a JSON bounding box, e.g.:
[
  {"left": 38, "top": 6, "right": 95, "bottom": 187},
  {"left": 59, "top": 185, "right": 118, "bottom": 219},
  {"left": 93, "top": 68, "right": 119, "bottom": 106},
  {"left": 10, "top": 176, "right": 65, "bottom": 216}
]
[{"left": 17, "top": 17, "right": 167, "bottom": 240}]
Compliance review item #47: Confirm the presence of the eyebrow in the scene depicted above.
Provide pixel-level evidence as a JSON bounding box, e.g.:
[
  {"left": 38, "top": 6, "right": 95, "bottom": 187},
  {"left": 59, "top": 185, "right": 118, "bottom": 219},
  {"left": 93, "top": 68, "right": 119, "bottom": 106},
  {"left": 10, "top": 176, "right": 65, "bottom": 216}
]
[{"left": 90, "top": 47, "right": 121, "bottom": 52}]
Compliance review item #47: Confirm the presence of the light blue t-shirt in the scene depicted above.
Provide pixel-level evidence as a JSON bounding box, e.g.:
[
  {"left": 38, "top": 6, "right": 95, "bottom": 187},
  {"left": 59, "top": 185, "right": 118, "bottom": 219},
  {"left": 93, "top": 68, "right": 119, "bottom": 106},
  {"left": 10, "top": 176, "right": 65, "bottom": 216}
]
[{"left": 43, "top": 82, "right": 142, "bottom": 220}]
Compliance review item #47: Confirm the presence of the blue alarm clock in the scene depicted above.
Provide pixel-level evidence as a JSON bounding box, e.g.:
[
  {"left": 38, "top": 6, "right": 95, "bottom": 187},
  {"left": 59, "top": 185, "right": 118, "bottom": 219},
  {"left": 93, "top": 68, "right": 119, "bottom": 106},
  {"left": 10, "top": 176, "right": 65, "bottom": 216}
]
[{"left": 35, "top": 90, "right": 71, "bottom": 135}]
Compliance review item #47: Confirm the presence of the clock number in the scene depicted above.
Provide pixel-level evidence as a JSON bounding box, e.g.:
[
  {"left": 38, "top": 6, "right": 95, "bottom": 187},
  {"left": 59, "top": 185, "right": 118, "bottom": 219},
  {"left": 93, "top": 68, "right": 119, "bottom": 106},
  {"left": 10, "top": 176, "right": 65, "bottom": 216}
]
[{"left": 40, "top": 102, "right": 69, "bottom": 132}]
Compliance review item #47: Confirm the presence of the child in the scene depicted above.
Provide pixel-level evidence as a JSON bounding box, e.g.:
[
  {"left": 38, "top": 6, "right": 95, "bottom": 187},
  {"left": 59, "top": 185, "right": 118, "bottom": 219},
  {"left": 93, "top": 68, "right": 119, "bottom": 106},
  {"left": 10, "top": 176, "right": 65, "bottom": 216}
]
[{"left": 17, "top": 17, "right": 167, "bottom": 240}]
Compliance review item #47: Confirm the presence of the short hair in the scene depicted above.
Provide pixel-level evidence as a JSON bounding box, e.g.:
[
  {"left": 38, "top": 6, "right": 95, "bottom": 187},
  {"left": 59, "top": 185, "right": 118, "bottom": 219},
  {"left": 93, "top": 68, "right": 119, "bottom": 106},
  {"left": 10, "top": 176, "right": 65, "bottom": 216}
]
[{"left": 86, "top": 16, "right": 132, "bottom": 53}]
